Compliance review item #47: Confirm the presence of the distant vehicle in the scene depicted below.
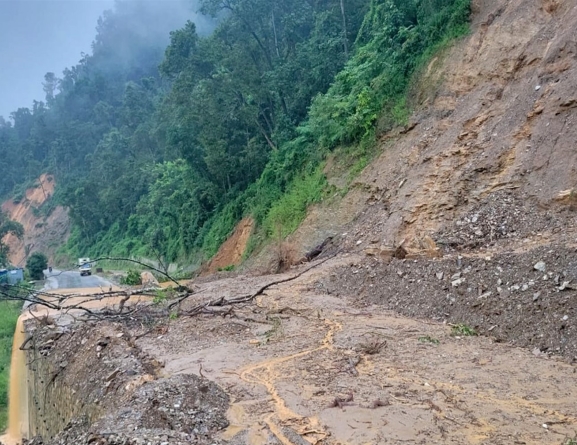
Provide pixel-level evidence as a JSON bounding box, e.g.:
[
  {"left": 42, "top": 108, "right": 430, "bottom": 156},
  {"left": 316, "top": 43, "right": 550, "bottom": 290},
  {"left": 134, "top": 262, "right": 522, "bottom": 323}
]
[{"left": 78, "top": 258, "right": 92, "bottom": 276}]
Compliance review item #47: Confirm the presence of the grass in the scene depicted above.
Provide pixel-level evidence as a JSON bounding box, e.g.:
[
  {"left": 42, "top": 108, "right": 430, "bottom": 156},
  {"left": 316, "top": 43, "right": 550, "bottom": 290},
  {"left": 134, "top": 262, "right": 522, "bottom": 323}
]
[
  {"left": 0, "top": 300, "right": 22, "bottom": 431},
  {"left": 419, "top": 335, "right": 440, "bottom": 345},
  {"left": 451, "top": 323, "right": 477, "bottom": 337},
  {"left": 263, "top": 166, "right": 327, "bottom": 239},
  {"left": 262, "top": 316, "right": 283, "bottom": 344}
]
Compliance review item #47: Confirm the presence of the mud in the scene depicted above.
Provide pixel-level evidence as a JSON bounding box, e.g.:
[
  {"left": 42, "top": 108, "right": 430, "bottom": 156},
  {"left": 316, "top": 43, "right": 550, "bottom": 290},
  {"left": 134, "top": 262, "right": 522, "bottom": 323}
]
[{"left": 135, "top": 257, "right": 577, "bottom": 445}]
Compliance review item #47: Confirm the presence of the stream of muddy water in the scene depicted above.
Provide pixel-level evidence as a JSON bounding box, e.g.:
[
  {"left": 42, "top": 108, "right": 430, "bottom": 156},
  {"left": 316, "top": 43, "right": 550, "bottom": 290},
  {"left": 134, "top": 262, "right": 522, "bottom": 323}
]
[{"left": 1, "top": 315, "right": 29, "bottom": 445}]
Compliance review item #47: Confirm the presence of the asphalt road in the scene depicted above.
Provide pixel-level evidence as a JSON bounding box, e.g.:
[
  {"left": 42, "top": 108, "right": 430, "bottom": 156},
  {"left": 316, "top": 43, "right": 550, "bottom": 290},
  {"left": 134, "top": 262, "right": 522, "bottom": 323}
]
[{"left": 43, "top": 269, "right": 112, "bottom": 290}]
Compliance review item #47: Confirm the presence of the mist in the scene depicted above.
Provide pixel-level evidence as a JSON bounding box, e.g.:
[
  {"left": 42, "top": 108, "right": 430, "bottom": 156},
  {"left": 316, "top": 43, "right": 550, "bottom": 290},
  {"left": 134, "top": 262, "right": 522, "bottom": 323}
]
[{"left": 0, "top": 0, "right": 213, "bottom": 120}]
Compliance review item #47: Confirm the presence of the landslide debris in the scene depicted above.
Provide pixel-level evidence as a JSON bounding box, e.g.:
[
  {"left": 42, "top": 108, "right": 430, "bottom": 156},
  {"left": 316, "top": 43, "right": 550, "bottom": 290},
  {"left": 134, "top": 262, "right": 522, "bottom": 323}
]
[
  {"left": 320, "top": 242, "right": 577, "bottom": 360},
  {"left": 23, "top": 320, "right": 229, "bottom": 445}
]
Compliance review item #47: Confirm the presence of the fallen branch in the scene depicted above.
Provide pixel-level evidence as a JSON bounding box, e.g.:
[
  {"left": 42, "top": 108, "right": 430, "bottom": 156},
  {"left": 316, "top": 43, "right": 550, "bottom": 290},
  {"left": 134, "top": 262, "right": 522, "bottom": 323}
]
[{"left": 180, "top": 255, "right": 336, "bottom": 317}]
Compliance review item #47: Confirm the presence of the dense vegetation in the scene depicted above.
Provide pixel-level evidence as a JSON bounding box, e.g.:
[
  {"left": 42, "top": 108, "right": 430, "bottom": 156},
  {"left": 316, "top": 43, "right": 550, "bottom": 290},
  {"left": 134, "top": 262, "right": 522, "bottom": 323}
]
[{"left": 0, "top": 0, "right": 470, "bottom": 266}]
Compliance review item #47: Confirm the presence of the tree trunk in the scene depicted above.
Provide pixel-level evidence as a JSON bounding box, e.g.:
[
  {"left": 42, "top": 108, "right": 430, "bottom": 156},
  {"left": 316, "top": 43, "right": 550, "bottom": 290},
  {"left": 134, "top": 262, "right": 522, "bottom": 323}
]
[
  {"left": 272, "top": 9, "right": 280, "bottom": 58},
  {"left": 340, "top": 0, "right": 349, "bottom": 58}
]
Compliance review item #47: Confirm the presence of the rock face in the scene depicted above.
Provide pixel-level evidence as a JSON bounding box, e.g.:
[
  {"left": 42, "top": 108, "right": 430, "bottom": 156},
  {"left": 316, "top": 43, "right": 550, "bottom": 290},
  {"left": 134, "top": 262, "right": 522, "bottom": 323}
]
[{"left": 24, "top": 321, "right": 229, "bottom": 445}]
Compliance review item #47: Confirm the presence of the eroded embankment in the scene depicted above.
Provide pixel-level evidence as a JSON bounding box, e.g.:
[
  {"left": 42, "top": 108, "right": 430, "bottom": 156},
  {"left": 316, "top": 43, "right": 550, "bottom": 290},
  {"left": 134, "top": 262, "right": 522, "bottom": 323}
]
[
  {"left": 1, "top": 174, "right": 69, "bottom": 267},
  {"left": 13, "top": 318, "right": 229, "bottom": 445}
]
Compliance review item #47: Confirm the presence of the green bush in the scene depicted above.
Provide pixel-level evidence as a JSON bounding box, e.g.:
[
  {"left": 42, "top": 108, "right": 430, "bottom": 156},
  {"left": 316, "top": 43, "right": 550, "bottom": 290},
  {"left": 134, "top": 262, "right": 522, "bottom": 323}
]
[
  {"left": 120, "top": 270, "right": 142, "bottom": 286},
  {"left": 451, "top": 323, "right": 477, "bottom": 337},
  {"left": 263, "top": 167, "right": 327, "bottom": 239}
]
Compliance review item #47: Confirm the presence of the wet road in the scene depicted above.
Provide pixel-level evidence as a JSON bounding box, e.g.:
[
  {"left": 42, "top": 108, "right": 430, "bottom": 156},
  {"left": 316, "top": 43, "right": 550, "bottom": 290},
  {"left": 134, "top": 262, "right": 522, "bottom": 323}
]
[{"left": 43, "top": 269, "right": 112, "bottom": 290}]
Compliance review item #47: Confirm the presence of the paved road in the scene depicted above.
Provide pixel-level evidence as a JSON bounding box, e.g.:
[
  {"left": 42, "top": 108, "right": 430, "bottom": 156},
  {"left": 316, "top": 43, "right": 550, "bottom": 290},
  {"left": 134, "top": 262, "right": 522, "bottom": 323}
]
[{"left": 43, "top": 269, "right": 112, "bottom": 290}]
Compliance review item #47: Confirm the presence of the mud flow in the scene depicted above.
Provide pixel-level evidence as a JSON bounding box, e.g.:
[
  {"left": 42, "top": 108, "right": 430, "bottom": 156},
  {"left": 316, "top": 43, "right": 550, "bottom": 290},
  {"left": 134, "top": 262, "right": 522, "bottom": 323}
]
[{"left": 140, "top": 256, "right": 577, "bottom": 445}]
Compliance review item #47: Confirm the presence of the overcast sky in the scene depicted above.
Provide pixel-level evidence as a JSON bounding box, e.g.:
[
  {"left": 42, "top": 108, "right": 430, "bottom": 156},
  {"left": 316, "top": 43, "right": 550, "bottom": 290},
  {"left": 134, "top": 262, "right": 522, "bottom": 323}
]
[
  {"left": 0, "top": 1, "right": 116, "bottom": 118},
  {"left": 0, "top": 0, "right": 209, "bottom": 120}
]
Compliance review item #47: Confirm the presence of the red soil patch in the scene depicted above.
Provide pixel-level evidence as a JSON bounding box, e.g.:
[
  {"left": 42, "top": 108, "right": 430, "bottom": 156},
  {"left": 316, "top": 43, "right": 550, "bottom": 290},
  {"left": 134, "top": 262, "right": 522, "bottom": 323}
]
[
  {"left": 205, "top": 217, "right": 254, "bottom": 274},
  {"left": 2, "top": 174, "right": 69, "bottom": 266}
]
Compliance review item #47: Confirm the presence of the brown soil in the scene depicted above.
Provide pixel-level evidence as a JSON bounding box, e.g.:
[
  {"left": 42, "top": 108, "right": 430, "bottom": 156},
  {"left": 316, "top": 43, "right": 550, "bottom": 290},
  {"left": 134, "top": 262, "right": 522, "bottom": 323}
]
[
  {"left": 1, "top": 174, "right": 70, "bottom": 266},
  {"left": 205, "top": 218, "right": 255, "bottom": 275},
  {"left": 136, "top": 259, "right": 577, "bottom": 445}
]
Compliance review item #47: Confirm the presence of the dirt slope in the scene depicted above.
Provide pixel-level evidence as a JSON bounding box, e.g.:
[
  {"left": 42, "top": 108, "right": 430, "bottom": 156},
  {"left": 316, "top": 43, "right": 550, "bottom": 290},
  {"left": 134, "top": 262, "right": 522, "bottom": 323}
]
[
  {"left": 204, "top": 218, "right": 254, "bottom": 275},
  {"left": 283, "top": 0, "right": 577, "bottom": 255},
  {"left": 211, "top": 0, "right": 577, "bottom": 359},
  {"left": 1, "top": 174, "right": 70, "bottom": 267}
]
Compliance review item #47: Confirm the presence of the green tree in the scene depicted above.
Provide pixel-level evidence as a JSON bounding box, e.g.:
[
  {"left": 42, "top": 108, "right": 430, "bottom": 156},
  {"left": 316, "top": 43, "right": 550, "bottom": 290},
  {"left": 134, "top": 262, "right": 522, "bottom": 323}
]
[
  {"left": 26, "top": 252, "right": 48, "bottom": 280},
  {"left": 0, "top": 214, "right": 24, "bottom": 267}
]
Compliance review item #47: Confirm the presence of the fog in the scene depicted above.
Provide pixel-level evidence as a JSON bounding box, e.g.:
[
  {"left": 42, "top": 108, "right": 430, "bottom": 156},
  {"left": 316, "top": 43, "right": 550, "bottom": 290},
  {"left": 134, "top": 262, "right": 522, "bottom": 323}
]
[{"left": 0, "top": 0, "right": 212, "bottom": 120}]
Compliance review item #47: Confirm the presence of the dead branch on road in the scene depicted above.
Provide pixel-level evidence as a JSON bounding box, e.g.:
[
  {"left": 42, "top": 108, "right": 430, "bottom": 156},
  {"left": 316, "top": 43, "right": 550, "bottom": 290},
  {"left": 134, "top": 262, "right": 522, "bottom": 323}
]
[
  {"left": 0, "top": 283, "right": 160, "bottom": 322},
  {"left": 175, "top": 255, "right": 336, "bottom": 317},
  {"left": 92, "top": 256, "right": 190, "bottom": 290}
]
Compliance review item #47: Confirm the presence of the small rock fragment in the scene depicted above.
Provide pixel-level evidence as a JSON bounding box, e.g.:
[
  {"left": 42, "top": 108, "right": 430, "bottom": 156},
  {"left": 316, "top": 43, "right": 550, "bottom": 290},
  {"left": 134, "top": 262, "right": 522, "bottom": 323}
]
[
  {"left": 534, "top": 261, "right": 546, "bottom": 272},
  {"left": 452, "top": 278, "right": 465, "bottom": 287}
]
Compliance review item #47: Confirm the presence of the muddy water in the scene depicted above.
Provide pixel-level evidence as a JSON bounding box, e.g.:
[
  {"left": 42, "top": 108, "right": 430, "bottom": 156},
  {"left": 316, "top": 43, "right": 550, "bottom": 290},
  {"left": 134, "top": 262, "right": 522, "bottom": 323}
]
[
  {"left": 1, "top": 316, "right": 29, "bottom": 444},
  {"left": 222, "top": 318, "right": 340, "bottom": 445}
]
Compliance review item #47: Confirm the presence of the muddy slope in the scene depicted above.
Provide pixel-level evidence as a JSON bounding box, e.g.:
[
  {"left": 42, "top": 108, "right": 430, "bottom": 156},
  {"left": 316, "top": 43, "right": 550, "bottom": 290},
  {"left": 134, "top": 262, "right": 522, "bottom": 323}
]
[
  {"left": 279, "top": 0, "right": 577, "bottom": 256},
  {"left": 1, "top": 174, "right": 69, "bottom": 266}
]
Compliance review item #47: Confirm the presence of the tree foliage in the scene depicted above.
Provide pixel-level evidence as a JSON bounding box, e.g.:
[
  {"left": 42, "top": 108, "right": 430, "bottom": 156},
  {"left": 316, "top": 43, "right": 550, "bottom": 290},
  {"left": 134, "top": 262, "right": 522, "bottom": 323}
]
[
  {"left": 26, "top": 252, "right": 48, "bottom": 280},
  {"left": 0, "top": 0, "right": 470, "bottom": 264},
  {"left": 0, "top": 213, "right": 24, "bottom": 267}
]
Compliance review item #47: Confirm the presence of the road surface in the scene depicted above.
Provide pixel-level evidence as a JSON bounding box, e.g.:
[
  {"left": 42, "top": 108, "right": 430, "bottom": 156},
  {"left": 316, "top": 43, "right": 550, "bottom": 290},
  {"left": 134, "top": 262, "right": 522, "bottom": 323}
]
[{"left": 43, "top": 269, "right": 112, "bottom": 290}]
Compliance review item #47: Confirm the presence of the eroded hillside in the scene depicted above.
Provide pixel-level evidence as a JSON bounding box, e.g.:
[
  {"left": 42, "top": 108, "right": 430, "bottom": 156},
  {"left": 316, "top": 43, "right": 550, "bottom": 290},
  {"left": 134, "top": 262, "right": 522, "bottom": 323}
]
[
  {"left": 286, "top": 0, "right": 576, "bottom": 255},
  {"left": 1, "top": 174, "right": 69, "bottom": 267}
]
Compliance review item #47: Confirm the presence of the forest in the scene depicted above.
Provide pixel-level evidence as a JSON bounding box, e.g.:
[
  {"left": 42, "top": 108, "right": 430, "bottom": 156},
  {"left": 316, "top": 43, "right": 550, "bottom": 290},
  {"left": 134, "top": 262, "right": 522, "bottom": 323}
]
[{"left": 0, "top": 0, "right": 470, "bottom": 266}]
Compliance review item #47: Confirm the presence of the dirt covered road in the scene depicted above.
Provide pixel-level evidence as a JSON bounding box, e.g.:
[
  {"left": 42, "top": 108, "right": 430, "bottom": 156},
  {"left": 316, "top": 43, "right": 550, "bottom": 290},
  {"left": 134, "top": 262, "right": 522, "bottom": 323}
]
[{"left": 135, "top": 255, "right": 577, "bottom": 445}]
